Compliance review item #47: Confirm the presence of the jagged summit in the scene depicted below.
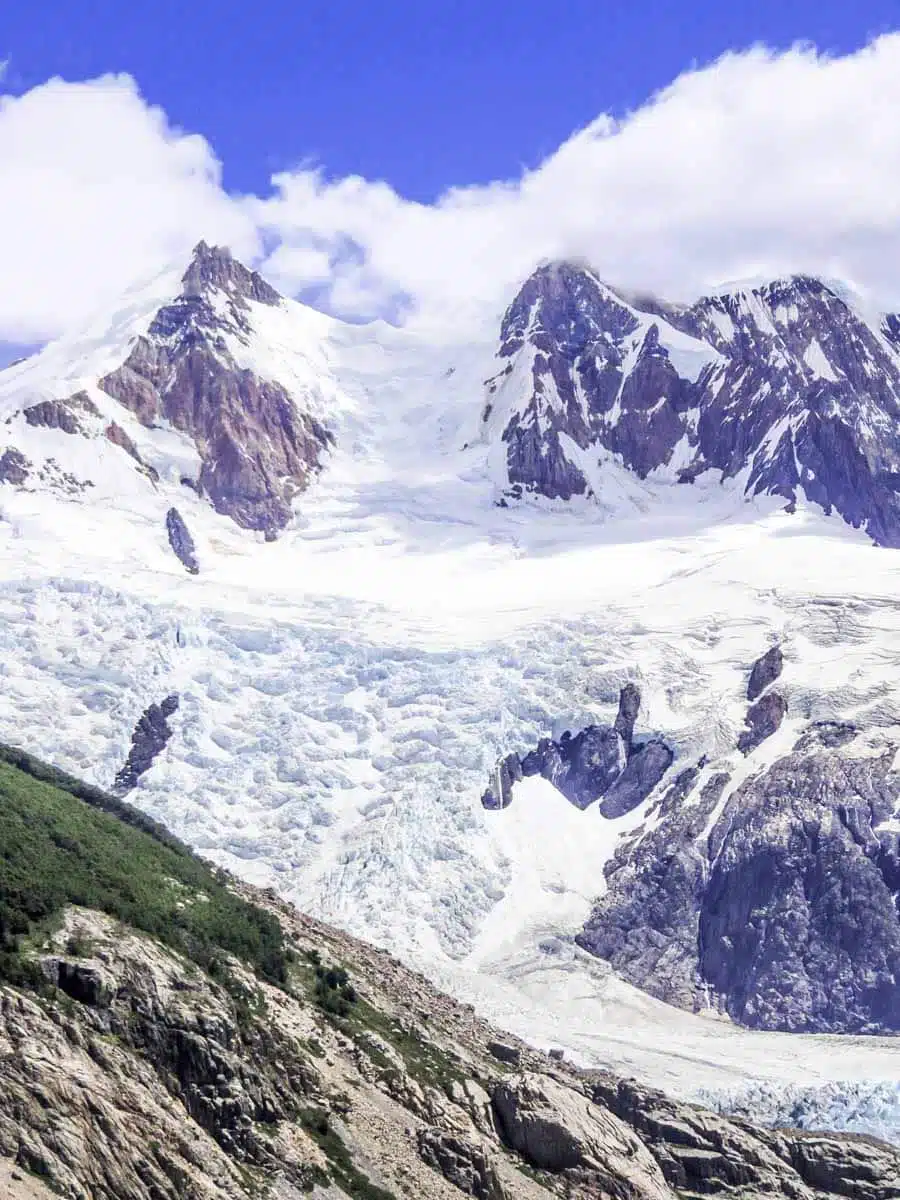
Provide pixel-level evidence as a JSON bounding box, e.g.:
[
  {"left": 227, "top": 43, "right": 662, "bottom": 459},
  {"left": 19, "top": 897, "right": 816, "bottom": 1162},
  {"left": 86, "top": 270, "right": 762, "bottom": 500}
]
[
  {"left": 181, "top": 239, "right": 281, "bottom": 308},
  {"left": 0, "top": 242, "right": 334, "bottom": 536},
  {"left": 484, "top": 261, "right": 900, "bottom": 545}
]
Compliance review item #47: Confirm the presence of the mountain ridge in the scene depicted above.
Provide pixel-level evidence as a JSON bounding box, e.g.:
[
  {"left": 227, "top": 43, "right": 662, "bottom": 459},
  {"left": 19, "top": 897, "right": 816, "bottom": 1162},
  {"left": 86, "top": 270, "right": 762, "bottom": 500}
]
[{"left": 484, "top": 261, "right": 900, "bottom": 545}]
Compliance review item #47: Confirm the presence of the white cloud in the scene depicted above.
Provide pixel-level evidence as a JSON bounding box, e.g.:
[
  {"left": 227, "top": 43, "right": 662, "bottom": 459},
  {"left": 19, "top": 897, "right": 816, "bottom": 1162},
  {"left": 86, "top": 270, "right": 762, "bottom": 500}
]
[
  {"left": 5, "top": 37, "right": 900, "bottom": 345},
  {"left": 252, "top": 34, "right": 900, "bottom": 334},
  {"left": 0, "top": 74, "right": 257, "bottom": 341}
]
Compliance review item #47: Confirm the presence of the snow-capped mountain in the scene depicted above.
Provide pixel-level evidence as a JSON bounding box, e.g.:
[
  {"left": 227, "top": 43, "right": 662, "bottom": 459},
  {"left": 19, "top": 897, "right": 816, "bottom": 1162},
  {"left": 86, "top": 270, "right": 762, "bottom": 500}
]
[
  {"left": 484, "top": 263, "right": 900, "bottom": 545},
  {"left": 3, "top": 245, "right": 900, "bottom": 1141},
  {"left": 0, "top": 242, "right": 346, "bottom": 547}
]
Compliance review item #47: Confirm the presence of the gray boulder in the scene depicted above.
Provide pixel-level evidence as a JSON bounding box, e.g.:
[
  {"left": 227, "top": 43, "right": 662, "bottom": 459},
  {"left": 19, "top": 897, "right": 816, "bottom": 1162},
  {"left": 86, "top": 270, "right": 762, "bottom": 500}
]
[{"left": 491, "top": 1072, "right": 671, "bottom": 1198}]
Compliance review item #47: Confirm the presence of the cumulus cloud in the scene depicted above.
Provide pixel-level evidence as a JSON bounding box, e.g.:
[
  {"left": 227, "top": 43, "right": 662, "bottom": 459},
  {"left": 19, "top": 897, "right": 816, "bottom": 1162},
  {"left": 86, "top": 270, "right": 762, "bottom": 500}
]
[
  {"left": 5, "top": 37, "right": 900, "bottom": 345},
  {"left": 252, "top": 34, "right": 900, "bottom": 334},
  {"left": 0, "top": 74, "right": 257, "bottom": 341}
]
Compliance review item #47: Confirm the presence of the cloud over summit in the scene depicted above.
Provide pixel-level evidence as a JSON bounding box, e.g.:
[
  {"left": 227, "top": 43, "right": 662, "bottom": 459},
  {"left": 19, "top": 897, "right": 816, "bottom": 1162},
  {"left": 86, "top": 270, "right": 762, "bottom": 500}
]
[{"left": 4, "top": 34, "right": 900, "bottom": 343}]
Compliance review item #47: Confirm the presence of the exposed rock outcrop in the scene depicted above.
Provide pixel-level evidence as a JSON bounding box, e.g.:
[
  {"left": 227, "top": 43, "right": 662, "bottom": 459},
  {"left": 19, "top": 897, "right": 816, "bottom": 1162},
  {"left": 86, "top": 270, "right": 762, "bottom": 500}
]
[
  {"left": 166, "top": 506, "right": 200, "bottom": 574},
  {"left": 22, "top": 398, "right": 83, "bottom": 435},
  {"left": 579, "top": 726, "right": 900, "bottom": 1032},
  {"left": 99, "top": 242, "right": 333, "bottom": 533},
  {"left": 482, "top": 685, "right": 673, "bottom": 815},
  {"left": 491, "top": 1072, "right": 672, "bottom": 1198},
  {"left": 613, "top": 682, "right": 641, "bottom": 747},
  {"left": 599, "top": 739, "right": 674, "bottom": 819},
  {"left": 592, "top": 1074, "right": 900, "bottom": 1200},
  {"left": 0, "top": 447, "right": 31, "bottom": 485},
  {"left": 417, "top": 1127, "right": 506, "bottom": 1200},
  {"left": 520, "top": 725, "right": 627, "bottom": 810},
  {"left": 4, "top": 888, "right": 900, "bottom": 1200},
  {"left": 114, "top": 695, "right": 180, "bottom": 793},
  {"left": 748, "top": 644, "right": 784, "bottom": 700},
  {"left": 738, "top": 689, "right": 788, "bottom": 753}
]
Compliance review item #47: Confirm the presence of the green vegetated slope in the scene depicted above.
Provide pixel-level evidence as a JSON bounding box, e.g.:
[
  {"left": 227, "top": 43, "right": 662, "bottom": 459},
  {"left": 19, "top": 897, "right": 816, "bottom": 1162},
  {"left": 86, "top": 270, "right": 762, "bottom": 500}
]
[{"left": 0, "top": 742, "right": 288, "bottom": 985}]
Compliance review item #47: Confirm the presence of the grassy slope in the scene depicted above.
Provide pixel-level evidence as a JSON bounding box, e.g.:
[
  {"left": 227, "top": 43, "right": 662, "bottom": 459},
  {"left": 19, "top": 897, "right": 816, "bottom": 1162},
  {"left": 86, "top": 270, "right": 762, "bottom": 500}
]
[{"left": 0, "top": 743, "right": 288, "bottom": 985}]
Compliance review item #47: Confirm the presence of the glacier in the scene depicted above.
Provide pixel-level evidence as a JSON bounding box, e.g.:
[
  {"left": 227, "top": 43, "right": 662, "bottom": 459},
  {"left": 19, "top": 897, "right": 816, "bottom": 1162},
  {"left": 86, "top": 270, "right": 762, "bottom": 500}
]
[{"left": 1, "top": 252, "right": 899, "bottom": 1142}]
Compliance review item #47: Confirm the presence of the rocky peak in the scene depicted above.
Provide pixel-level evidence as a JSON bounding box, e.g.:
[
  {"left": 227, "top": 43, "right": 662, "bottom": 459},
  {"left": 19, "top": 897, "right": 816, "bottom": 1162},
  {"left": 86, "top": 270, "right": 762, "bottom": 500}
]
[
  {"left": 181, "top": 240, "right": 281, "bottom": 309},
  {"left": 98, "top": 244, "right": 333, "bottom": 533},
  {"left": 487, "top": 262, "right": 900, "bottom": 545},
  {"left": 498, "top": 262, "right": 639, "bottom": 360}
]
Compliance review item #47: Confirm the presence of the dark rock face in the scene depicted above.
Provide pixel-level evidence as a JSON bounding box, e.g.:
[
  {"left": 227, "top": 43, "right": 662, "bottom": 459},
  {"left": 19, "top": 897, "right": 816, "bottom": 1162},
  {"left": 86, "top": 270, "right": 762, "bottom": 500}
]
[
  {"left": 0, "top": 447, "right": 31, "bottom": 485},
  {"left": 483, "top": 685, "right": 673, "bottom": 816},
  {"left": 41, "top": 957, "right": 112, "bottom": 1007},
  {"left": 747, "top": 645, "right": 783, "bottom": 700},
  {"left": 599, "top": 740, "right": 675, "bottom": 819},
  {"left": 166, "top": 507, "right": 199, "bottom": 574},
  {"left": 417, "top": 1127, "right": 505, "bottom": 1200},
  {"left": 699, "top": 746, "right": 900, "bottom": 1032},
  {"left": 114, "top": 695, "right": 180, "bottom": 793},
  {"left": 577, "top": 771, "right": 731, "bottom": 1010},
  {"left": 99, "top": 242, "right": 333, "bottom": 533},
  {"left": 521, "top": 725, "right": 627, "bottom": 810},
  {"left": 481, "top": 752, "right": 522, "bottom": 809},
  {"left": 613, "top": 682, "right": 641, "bottom": 747},
  {"left": 23, "top": 398, "right": 83, "bottom": 435},
  {"left": 487, "top": 265, "right": 900, "bottom": 545},
  {"left": 737, "top": 691, "right": 787, "bottom": 754},
  {"left": 579, "top": 729, "right": 900, "bottom": 1033}
]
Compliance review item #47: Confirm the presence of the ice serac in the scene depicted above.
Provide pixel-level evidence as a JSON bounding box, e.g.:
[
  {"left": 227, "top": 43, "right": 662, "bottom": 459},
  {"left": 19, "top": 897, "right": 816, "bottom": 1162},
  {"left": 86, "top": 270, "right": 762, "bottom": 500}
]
[
  {"left": 98, "top": 241, "right": 333, "bottom": 534},
  {"left": 486, "top": 265, "right": 900, "bottom": 545}
]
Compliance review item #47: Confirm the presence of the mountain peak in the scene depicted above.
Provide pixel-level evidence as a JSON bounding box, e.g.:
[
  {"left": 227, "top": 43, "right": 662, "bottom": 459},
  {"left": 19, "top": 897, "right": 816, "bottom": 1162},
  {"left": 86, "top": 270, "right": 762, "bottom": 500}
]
[
  {"left": 180, "top": 240, "right": 281, "bottom": 308},
  {"left": 486, "top": 258, "right": 900, "bottom": 544}
]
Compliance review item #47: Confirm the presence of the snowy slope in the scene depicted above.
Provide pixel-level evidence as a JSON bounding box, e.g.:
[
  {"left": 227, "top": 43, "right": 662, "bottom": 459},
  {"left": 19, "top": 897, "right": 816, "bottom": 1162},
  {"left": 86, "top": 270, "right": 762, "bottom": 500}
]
[{"left": 1, "top": 250, "right": 900, "bottom": 1140}]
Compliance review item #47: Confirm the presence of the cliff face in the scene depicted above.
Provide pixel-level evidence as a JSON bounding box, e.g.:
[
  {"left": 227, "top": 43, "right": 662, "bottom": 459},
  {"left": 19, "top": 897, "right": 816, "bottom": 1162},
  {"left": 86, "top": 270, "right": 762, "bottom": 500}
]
[{"left": 484, "top": 648, "right": 900, "bottom": 1036}]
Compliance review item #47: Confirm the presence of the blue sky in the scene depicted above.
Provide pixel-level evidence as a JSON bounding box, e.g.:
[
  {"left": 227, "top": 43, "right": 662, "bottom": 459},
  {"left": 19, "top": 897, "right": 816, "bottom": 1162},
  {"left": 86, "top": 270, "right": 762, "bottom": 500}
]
[
  {"left": 3, "top": 4, "right": 900, "bottom": 360},
  {"left": 3, "top": 0, "right": 899, "bottom": 201}
]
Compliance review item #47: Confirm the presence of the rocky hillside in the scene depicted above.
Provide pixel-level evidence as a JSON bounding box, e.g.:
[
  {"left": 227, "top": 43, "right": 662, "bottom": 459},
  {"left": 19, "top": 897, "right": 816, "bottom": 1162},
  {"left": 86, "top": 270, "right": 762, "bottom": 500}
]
[
  {"left": 484, "top": 645, "right": 900, "bottom": 1036},
  {"left": 3, "top": 747, "right": 900, "bottom": 1200},
  {"left": 483, "top": 263, "right": 900, "bottom": 545}
]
